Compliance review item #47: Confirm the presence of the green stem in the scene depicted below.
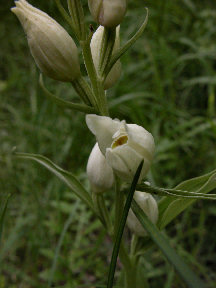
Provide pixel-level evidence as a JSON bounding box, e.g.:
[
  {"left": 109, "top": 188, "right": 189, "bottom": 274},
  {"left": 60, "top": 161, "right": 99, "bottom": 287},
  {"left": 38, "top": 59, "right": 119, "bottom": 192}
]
[
  {"left": 92, "top": 193, "right": 112, "bottom": 233},
  {"left": 125, "top": 254, "right": 149, "bottom": 288},
  {"left": 71, "top": 78, "right": 90, "bottom": 105},
  {"left": 92, "top": 194, "right": 132, "bottom": 274},
  {"left": 114, "top": 176, "right": 124, "bottom": 236},
  {"left": 124, "top": 235, "right": 142, "bottom": 288},
  {"left": 118, "top": 243, "right": 132, "bottom": 274},
  {"left": 125, "top": 263, "right": 137, "bottom": 288},
  {"left": 81, "top": 40, "right": 109, "bottom": 116},
  {"left": 39, "top": 75, "right": 95, "bottom": 114},
  {"left": 130, "top": 234, "right": 139, "bottom": 256},
  {"left": 72, "top": 76, "right": 98, "bottom": 109}
]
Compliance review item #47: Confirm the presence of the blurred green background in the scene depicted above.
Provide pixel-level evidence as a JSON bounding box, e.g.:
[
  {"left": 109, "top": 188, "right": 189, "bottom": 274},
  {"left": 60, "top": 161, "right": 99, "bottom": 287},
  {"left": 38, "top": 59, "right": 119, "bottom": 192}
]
[{"left": 1, "top": 0, "right": 216, "bottom": 287}]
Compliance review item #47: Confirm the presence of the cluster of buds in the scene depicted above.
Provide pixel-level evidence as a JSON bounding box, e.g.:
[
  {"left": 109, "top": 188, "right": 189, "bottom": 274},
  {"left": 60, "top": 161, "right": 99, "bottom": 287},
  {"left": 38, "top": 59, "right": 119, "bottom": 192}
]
[
  {"left": 11, "top": 0, "right": 127, "bottom": 85},
  {"left": 12, "top": 1, "right": 157, "bottom": 237}
]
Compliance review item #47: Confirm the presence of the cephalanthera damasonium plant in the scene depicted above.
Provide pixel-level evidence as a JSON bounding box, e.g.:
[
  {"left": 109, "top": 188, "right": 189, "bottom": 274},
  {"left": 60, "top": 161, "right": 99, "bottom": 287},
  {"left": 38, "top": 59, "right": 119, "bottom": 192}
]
[{"left": 12, "top": 0, "right": 216, "bottom": 287}]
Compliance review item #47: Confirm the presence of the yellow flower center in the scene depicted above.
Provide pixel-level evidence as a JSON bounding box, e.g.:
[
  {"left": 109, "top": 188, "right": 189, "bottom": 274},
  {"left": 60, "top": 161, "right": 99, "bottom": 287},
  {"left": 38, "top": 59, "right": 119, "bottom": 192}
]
[{"left": 112, "top": 135, "right": 128, "bottom": 149}]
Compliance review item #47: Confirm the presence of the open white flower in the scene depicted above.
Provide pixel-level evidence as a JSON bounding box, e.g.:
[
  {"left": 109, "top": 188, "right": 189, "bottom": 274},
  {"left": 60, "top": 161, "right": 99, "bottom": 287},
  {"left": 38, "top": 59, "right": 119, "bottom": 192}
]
[
  {"left": 88, "top": 0, "right": 127, "bottom": 28},
  {"left": 91, "top": 25, "right": 121, "bottom": 90},
  {"left": 87, "top": 143, "right": 114, "bottom": 193},
  {"left": 11, "top": 0, "right": 80, "bottom": 82},
  {"left": 86, "top": 115, "right": 155, "bottom": 182},
  {"left": 127, "top": 191, "right": 158, "bottom": 237}
]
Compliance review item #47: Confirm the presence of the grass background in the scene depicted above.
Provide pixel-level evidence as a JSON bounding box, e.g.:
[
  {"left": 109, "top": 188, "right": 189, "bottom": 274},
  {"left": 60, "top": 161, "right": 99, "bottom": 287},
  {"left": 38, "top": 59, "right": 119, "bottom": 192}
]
[{"left": 1, "top": 0, "right": 216, "bottom": 287}]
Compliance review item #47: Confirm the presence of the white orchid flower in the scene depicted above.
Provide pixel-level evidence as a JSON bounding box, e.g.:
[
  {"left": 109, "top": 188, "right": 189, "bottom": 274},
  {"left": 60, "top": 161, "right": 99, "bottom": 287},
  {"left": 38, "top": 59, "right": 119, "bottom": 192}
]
[{"left": 86, "top": 114, "right": 155, "bottom": 182}]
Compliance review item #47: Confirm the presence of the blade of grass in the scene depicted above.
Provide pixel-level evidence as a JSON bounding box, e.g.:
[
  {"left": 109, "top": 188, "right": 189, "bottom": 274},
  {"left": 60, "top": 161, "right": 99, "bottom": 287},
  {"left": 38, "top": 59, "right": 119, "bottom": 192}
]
[
  {"left": 0, "top": 194, "right": 11, "bottom": 245},
  {"left": 131, "top": 200, "right": 205, "bottom": 288},
  {"left": 106, "top": 160, "right": 144, "bottom": 288},
  {"left": 48, "top": 201, "right": 80, "bottom": 287}
]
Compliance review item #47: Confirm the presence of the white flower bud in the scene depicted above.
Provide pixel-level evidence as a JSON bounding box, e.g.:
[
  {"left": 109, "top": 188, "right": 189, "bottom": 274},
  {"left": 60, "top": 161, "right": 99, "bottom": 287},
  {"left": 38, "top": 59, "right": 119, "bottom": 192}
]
[
  {"left": 86, "top": 115, "right": 155, "bottom": 182},
  {"left": 91, "top": 25, "right": 121, "bottom": 90},
  {"left": 127, "top": 191, "right": 158, "bottom": 237},
  {"left": 87, "top": 143, "right": 114, "bottom": 193},
  {"left": 11, "top": 0, "right": 80, "bottom": 82},
  {"left": 88, "top": 0, "right": 127, "bottom": 28}
]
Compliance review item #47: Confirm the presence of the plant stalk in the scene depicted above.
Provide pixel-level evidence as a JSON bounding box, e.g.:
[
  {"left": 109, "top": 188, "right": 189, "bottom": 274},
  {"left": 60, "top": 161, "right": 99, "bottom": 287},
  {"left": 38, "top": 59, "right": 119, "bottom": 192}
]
[{"left": 81, "top": 40, "right": 109, "bottom": 116}]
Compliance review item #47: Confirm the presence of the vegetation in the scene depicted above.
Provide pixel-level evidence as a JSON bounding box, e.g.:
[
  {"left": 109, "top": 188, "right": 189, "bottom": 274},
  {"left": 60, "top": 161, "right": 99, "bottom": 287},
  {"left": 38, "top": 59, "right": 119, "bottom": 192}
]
[{"left": 1, "top": 0, "right": 216, "bottom": 287}]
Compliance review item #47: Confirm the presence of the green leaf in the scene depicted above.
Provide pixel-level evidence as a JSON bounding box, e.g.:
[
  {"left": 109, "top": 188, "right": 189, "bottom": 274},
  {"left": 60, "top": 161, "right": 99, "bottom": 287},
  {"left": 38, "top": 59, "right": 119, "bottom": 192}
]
[
  {"left": 159, "top": 169, "right": 216, "bottom": 216},
  {"left": 107, "top": 160, "right": 144, "bottom": 288},
  {"left": 158, "top": 169, "right": 216, "bottom": 229},
  {"left": 104, "top": 8, "right": 149, "bottom": 77},
  {"left": 15, "top": 152, "right": 94, "bottom": 211},
  {"left": 137, "top": 182, "right": 216, "bottom": 200},
  {"left": 39, "top": 75, "right": 96, "bottom": 114},
  {"left": 131, "top": 200, "right": 205, "bottom": 288},
  {"left": 55, "top": 0, "right": 77, "bottom": 36}
]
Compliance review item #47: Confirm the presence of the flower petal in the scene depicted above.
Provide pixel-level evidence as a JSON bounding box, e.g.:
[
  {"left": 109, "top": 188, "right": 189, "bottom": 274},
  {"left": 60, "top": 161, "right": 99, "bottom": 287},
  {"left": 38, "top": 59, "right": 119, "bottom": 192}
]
[
  {"left": 86, "top": 114, "right": 120, "bottom": 154},
  {"left": 87, "top": 143, "right": 114, "bottom": 193},
  {"left": 106, "top": 145, "right": 151, "bottom": 181},
  {"left": 127, "top": 124, "right": 155, "bottom": 161}
]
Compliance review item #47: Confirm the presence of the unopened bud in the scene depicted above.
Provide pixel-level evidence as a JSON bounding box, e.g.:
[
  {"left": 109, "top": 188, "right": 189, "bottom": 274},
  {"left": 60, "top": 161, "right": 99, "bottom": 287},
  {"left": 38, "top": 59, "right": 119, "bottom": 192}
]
[
  {"left": 91, "top": 25, "right": 121, "bottom": 90},
  {"left": 88, "top": 0, "right": 127, "bottom": 28},
  {"left": 11, "top": 0, "right": 80, "bottom": 82},
  {"left": 127, "top": 191, "right": 158, "bottom": 237},
  {"left": 87, "top": 143, "right": 114, "bottom": 193}
]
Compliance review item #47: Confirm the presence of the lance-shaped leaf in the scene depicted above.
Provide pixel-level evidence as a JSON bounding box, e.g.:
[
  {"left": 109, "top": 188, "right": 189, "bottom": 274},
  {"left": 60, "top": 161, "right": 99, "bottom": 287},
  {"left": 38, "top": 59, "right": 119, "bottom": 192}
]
[
  {"left": 15, "top": 152, "right": 94, "bottom": 211},
  {"left": 132, "top": 200, "right": 205, "bottom": 288},
  {"left": 158, "top": 169, "right": 216, "bottom": 229},
  {"left": 104, "top": 8, "right": 148, "bottom": 78},
  {"left": 39, "top": 75, "right": 96, "bottom": 114}
]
